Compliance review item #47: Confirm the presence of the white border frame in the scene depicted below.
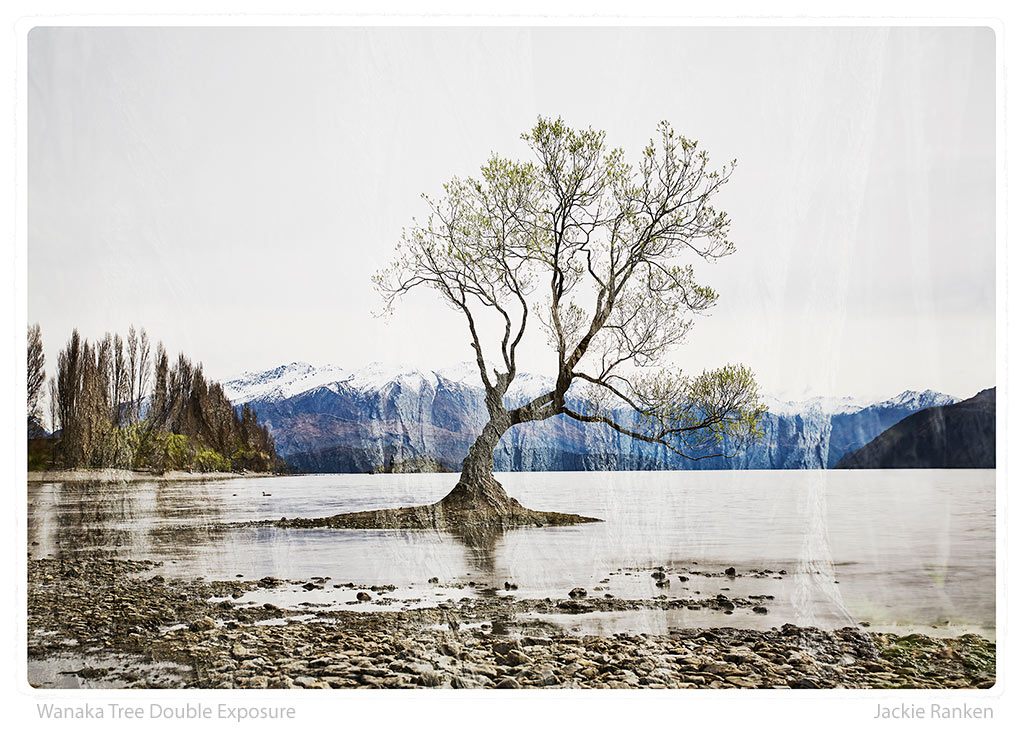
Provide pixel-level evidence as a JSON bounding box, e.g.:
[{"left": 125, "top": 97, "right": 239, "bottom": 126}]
[{"left": 3, "top": 3, "right": 1018, "bottom": 732}]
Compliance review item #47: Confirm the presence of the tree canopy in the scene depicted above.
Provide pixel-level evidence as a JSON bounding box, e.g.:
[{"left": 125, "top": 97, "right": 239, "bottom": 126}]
[{"left": 375, "top": 117, "right": 765, "bottom": 461}]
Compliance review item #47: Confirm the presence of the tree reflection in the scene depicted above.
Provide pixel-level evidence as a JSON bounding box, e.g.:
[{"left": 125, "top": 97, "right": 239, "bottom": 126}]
[{"left": 445, "top": 523, "right": 506, "bottom": 574}]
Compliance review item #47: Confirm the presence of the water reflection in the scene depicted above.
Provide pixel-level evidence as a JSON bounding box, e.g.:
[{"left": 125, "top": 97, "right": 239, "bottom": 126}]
[
  {"left": 26, "top": 470, "right": 996, "bottom": 637},
  {"left": 30, "top": 481, "right": 137, "bottom": 556},
  {"left": 447, "top": 524, "right": 505, "bottom": 573},
  {"left": 29, "top": 480, "right": 235, "bottom": 562}
]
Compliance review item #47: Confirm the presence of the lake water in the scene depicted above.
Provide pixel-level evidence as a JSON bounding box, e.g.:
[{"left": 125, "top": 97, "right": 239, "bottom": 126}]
[{"left": 27, "top": 470, "right": 995, "bottom": 639}]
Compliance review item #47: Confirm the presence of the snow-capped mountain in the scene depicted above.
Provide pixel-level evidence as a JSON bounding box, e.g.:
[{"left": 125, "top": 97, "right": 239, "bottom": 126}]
[
  {"left": 876, "top": 389, "right": 958, "bottom": 412},
  {"left": 223, "top": 361, "right": 464, "bottom": 405},
  {"left": 223, "top": 362, "right": 337, "bottom": 404},
  {"left": 221, "top": 362, "right": 959, "bottom": 473},
  {"left": 225, "top": 360, "right": 561, "bottom": 411}
]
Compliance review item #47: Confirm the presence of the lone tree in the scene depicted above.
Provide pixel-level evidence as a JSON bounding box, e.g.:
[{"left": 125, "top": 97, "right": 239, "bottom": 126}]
[
  {"left": 27, "top": 323, "right": 46, "bottom": 435},
  {"left": 290, "top": 118, "right": 764, "bottom": 532}
]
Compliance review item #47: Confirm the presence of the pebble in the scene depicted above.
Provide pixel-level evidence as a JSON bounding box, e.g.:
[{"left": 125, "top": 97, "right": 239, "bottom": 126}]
[{"left": 26, "top": 558, "right": 996, "bottom": 691}]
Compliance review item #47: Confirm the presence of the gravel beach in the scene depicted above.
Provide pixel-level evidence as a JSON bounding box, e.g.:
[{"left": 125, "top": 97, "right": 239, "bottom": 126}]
[{"left": 27, "top": 557, "right": 996, "bottom": 690}]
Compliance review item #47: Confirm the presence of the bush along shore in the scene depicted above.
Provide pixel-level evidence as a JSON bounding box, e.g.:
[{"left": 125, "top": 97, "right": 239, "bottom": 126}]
[{"left": 28, "top": 557, "right": 995, "bottom": 690}]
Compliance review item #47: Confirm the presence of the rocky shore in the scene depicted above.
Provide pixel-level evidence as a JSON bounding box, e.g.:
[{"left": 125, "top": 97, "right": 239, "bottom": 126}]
[
  {"left": 28, "top": 469, "right": 277, "bottom": 483},
  {"left": 27, "top": 557, "right": 995, "bottom": 690}
]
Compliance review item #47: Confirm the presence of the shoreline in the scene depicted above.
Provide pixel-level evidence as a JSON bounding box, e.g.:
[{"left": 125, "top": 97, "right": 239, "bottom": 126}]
[
  {"left": 27, "top": 556, "right": 996, "bottom": 690},
  {"left": 28, "top": 468, "right": 278, "bottom": 483}
]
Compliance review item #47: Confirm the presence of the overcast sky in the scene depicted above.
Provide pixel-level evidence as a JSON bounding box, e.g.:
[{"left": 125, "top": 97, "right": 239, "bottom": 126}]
[{"left": 28, "top": 26, "right": 995, "bottom": 401}]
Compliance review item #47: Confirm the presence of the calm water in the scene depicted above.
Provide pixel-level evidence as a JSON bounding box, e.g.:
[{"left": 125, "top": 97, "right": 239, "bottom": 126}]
[{"left": 27, "top": 470, "right": 995, "bottom": 638}]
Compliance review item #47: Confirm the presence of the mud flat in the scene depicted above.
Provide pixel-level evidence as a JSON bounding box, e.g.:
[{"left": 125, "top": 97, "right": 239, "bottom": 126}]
[{"left": 27, "top": 557, "right": 995, "bottom": 690}]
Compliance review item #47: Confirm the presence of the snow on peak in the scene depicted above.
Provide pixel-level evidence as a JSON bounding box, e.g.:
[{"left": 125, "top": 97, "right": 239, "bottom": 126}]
[
  {"left": 434, "top": 361, "right": 555, "bottom": 396},
  {"left": 224, "top": 361, "right": 449, "bottom": 404},
  {"left": 761, "top": 389, "right": 958, "bottom": 418},
  {"left": 223, "top": 361, "right": 960, "bottom": 420},
  {"left": 876, "top": 389, "right": 959, "bottom": 411},
  {"left": 760, "top": 394, "right": 866, "bottom": 417},
  {"left": 435, "top": 361, "right": 491, "bottom": 386},
  {"left": 222, "top": 362, "right": 348, "bottom": 404},
  {"left": 343, "top": 362, "right": 433, "bottom": 392},
  {"left": 506, "top": 371, "right": 557, "bottom": 405},
  {"left": 222, "top": 362, "right": 312, "bottom": 404}
]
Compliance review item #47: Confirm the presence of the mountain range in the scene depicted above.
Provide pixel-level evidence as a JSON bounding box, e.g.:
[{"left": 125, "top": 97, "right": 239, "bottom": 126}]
[{"left": 222, "top": 362, "right": 962, "bottom": 474}]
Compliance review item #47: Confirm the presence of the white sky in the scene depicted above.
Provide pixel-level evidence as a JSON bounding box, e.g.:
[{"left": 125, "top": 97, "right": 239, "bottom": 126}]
[{"left": 28, "top": 26, "right": 995, "bottom": 401}]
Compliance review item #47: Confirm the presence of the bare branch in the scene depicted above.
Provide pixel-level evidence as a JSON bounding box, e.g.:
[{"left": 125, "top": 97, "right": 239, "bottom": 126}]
[{"left": 374, "top": 116, "right": 763, "bottom": 459}]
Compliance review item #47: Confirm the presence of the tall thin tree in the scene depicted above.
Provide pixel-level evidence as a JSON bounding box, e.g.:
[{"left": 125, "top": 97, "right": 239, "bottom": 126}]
[
  {"left": 135, "top": 328, "right": 151, "bottom": 422},
  {"left": 55, "top": 329, "right": 83, "bottom": 465},
  {"left": 27, "top": 323, "right": 46, "bottom": 432},
  {"left": 126, "top": 325, "right": 139, "bottom": 424}
]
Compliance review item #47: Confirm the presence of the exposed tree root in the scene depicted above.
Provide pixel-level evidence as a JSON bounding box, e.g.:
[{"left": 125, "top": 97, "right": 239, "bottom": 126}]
[{"left": 275, "top": 478, "right": 601, "bottom": 533}]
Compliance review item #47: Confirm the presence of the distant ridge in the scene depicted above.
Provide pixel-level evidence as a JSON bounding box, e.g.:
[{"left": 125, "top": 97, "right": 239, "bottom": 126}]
[{"left": 835, "top": 388, "right": 995, "bottom": 469}]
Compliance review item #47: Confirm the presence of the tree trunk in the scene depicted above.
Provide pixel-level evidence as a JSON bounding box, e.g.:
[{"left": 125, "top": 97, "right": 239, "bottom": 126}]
[
  {"left": 274, "top": 384, "right": 601, "bottom": 532},
  {"left": 438, "top": 411, "right": 519, "bottom": 515}
]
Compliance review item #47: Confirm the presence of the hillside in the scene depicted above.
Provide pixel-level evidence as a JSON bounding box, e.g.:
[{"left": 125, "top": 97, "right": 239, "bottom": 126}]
[{"left": 834, "top": 388, "right": 995, "bottom": 469}]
